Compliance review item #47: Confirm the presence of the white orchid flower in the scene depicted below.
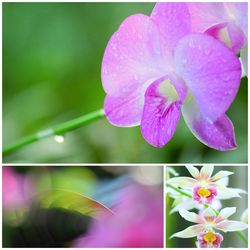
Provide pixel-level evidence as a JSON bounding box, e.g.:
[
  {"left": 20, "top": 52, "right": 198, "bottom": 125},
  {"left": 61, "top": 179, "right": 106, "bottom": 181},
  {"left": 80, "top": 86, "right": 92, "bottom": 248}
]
[
  {"left": 171, "top": 207, "right": 248, "bottom": 247},
  {"left": 167, "top": 165, "right": 245, "bottom": 204}
]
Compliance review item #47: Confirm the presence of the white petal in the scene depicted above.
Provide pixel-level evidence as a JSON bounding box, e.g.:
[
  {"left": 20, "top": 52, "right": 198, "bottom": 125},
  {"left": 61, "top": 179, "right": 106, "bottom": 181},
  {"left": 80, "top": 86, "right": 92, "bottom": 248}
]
[
  {"left": 202, "top": 207, "right": 217, "bottom": 217},
  {"left": 211, "top": 199, "right": 222, "bottom": 211},
  {"left": 215, "top": 176, "right": 229, "bottom": 187},
  {"left": 216, "top": 184, "right": 241, "bottom": 199},
  {"left": 211, "top": 170, "right": 234, "bottom": 181},
  {"left": 228, "top": 188, "right": 247, "bottom": 195},
  {"left": 170, "top": 224, "right": 205, "bottom": 238},
  {"left": 170, "top": 199, "right": 197, "bottom": 214},
  {"left": 179, "top": 209, "right": 204, "bottom": 223},
  {"left": 241, "top": 209, "right": 248, "bottom": 224},
  {"left": 217, "top": 207, "right": 236, "bottom": 220},
  {"left": 166, "top": 167, "right": 179, "bottom": 178},
  {"left": 216, "top": 220, "right": 248, "bottom": 232},
  {"left": 185, "top": 165, "right": 199, "bottom": 178},
  {"left": 200, "top": 165, "right": 214, "bottom": 179},
  {"left": 167, "top": 177, "right": 197, "bottom": 188}
]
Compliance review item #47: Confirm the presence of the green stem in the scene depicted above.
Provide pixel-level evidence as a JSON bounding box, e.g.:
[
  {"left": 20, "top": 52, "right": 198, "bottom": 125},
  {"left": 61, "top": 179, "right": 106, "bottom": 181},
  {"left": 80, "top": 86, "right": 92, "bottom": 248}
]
[
  {"left": 3, "top": 109, "right": 105, "bottom": 156},
  {"left": 167, "top": 184, "right": 248, "bottom": 246},
  {"left": 203, "top": 204, "right": 219, "bottom": 216},
  {"left": 166, "top": 183, "right": 192, "bottom": 198},
  {"left": 236, "top": 231, "right": 248, "bottom": 245}
]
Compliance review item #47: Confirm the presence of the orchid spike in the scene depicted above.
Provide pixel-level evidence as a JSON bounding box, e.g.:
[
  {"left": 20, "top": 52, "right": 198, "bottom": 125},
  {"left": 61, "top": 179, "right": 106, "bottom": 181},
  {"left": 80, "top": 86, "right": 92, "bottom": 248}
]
[
  {"left": 171, "top": 207, "right": 248, "bottom": 241},
  {"left": 167, "top": 165, "right": 243, "bottom": 204},
  {"left": 102, "top": 3, "right": 241, "bottom": 150}
]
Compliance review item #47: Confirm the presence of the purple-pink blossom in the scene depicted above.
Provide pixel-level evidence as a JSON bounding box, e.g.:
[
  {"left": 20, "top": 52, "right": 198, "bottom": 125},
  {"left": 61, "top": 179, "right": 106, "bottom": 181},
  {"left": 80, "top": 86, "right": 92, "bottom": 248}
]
[
  {"left": 73, "top": 184, "right": 163, "bottom": 247},
  {"left": 102, "top": 3, "right": 242, "bottom": 150}
]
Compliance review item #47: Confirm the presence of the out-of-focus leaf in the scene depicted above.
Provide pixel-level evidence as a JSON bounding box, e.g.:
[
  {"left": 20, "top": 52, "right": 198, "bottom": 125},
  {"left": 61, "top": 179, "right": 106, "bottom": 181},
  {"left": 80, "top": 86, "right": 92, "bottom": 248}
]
[{"left": 38, "top": 190, "right": 114, "bottom": 218}]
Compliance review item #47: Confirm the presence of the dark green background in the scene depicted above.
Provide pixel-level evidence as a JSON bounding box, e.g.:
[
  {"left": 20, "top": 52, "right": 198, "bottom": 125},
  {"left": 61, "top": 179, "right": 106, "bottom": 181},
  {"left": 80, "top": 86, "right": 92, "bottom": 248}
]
[{"left": 3, "top": 3, "right": 248, "bottom": 163}]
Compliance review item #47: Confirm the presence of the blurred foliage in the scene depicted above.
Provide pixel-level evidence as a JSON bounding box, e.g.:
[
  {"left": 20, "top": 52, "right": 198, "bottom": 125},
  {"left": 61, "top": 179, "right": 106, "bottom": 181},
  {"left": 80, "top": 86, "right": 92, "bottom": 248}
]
[
  {"left": 166, "top": 166, "right": 248, "bottom": 248},
  {"left": 3, "top": 3, "right": 247, "bottom": 163},
  {"left": 3, "top": 165, "right": 163, "bottom": 247},
  {"left": 3, "top": 208, "right": 91, "bottom": 247}
]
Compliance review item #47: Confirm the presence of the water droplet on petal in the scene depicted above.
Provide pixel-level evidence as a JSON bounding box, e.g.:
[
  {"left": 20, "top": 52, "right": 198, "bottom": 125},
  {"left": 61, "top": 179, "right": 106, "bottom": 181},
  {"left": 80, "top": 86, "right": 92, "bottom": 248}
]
[
  {"left": 182, "top": 59, "right": 187, "bottom": 67},
  {"left": 204, "top": 49, "right": 211, "bottom": 55},
  {"left": 189, "top": 39, "right": 195, "bottom": 48}
]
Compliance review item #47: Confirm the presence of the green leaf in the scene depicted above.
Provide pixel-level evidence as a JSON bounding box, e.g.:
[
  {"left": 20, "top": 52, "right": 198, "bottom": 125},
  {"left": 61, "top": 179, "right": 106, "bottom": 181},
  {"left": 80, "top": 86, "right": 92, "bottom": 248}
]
[{"left": 38, "top": 190, "right": 114, "bottom": 218}]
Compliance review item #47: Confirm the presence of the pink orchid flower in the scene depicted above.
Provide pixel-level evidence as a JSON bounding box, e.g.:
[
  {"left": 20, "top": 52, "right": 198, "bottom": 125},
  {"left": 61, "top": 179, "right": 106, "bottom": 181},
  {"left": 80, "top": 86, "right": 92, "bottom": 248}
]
[
  {"left": 102, "top": 3, "right": 241, "bottom": 150},
  {"left": 167, "top": 165, "right": 244, "bottom": 204},
  {"left": 73, "top": 185, "right": 163, "bottom": 247},
  {"left": 172, "top": 207, "right": 248, "bottom": 247}
]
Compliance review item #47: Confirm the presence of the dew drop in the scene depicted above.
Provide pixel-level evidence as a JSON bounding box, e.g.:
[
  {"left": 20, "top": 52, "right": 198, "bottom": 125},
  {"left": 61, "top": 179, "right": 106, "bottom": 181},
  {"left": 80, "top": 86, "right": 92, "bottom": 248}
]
[
  {"left": 222, "top": 75, "right": 231, "bottom": 81},
  {"left": 154, "top": 47, "right": 161, "bottom": 55},
  {"left": 204, "top": 49, "right": 211, "bottom": 55},
  {"left": 182, "top": 59, "right": 187, "bottom": 67},
  {"left": 189, "top": 39, "right": 195, "bottom": 48},
  {"left": 54, "top": 135, "right": 65, "bottom": 143}
]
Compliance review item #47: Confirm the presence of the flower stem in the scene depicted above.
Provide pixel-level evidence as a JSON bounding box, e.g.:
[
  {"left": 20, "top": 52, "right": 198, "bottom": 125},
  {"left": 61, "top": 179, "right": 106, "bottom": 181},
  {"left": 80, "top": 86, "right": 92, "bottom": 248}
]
[
  {"left": 236, "top": 231, "right": 248, "bottom": 245},
  {"left": 203, "top": 204, "right": 219, "bottom": 215},
  {"left": 166, "top": 183, "right": 192, "bottom": 198},
  {"left": 3, "top": 109, "right": 105, "bottom": 156}
]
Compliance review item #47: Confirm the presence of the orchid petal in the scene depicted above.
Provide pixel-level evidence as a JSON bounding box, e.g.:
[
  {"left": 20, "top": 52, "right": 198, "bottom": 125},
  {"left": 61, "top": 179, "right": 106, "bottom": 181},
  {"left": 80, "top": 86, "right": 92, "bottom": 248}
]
[
  {"left": 188, "top": 3, "right": 247, "bottom": 53},
  {"left": 202, "top": 207, "right": 217, "bottom": 218},
  {"left": 151, "top": 3, "right": 191, "bottom": 64},
  {"left": 187, "top": 3, "right": 227, "bottom": 33},
  {"left": 224, "top": 3, "right": 248, "bottom": 39},
  {"left": 205, "top": 22, "right": 246, "bottom": 53},
  {"left": 216, "top": 184, "right": 241, "bottom": 199},
  {"left": 241, "top": 209, "right": 248, "bottom": 224},
  {"left": 175, "top": 33, "right": 241, "bottom": 122},
  {"left": 200, "top": 165, "right": 214, "bottom": 179},
  {"left": 215, "top": 176, "right": 229, "bottom": 187},
  {"left": 140, "top": 75, "right": 187, "bottom": 147},
  {"left": 171, "top": 224, "right": 205, "bottom": 238},
  {"left": 216, "top": 207, "right": 236, "bottom": 222},
  {"left": 185, "top": 165, "right": 199, "bottom": 178},
  {"left": 179, "top": 209, "right": 205, "bottom": 224},
  {"left": 211, "top": 170, "right": 234, "bottom": 181},
  {"left": 170, "top": 199, "right": 197, "bottom": 214},
  {"left": 182, "top": 97, "right": 237, "bottom": 151},
  {"left": 104, "top": 89, "right": 144, "bottom": 126},
  {"left": 167, "top": 177, "right": 197, "bottom": 189},
  {"left": 102, "top": 14, "right": 167, "bottom": 97},
  {"left": 216, "top": 220, "right": 248, "bottom": 232},
  {"left": 228, "top": 188, "right": 247, "bottom": 195}
]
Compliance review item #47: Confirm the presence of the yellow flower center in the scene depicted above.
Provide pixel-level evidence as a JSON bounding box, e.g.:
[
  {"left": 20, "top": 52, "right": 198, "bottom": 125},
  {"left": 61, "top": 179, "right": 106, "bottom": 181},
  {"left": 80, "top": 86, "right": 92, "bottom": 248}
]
[
  {"left": 204, "top": 232, "right": 217, "bottom": 243},
  {"left": 158, "top": 79, "right": 179, "bottom": 102},
  {"left": 197, "top": 187, "right": 211, "bottom": 197}
]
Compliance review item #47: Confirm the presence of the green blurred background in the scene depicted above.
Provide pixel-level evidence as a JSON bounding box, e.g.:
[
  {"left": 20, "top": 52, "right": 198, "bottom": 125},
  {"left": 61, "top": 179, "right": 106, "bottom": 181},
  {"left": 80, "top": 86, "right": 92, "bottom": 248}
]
[
  {"left": 3, "top": 3, "right": 248, "bottom": 163},
  {"left": 166, "top": 166, "right": 248, "bottom": 248}
]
